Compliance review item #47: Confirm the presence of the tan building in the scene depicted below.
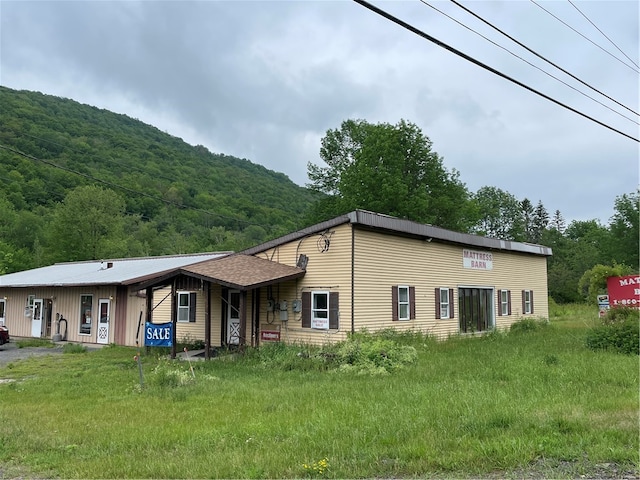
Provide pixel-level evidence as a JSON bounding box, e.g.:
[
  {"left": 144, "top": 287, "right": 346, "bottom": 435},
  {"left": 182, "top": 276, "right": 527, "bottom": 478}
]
[{"left": 0, "top": 211, "right": 551, "bottom": 353}]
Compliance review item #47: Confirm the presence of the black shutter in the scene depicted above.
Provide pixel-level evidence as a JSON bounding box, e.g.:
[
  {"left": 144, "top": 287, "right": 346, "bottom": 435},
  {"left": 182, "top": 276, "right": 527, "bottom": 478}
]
[
  {"left": 392, "top": 286, "right": 398, "bottom": 321},
  {"left": 409, "top": 286, "right": 416, "bottom": 320},
  {"left": 522, "top": 290, "right": 526, "bottom": 314},
  {"left": 435, "top": 288, "right": 441, "bottom": 319},
  {"left": 497, "top": 290, "right": 502, "bottom": 317},
  {"left": 329, "top": 292, "right": 339, "bottom": 330},
  {"left": 302, "top": 292, "right": 311, "bottom": 328},
  {"left": 530, "top": 290, "right": 534, "bottom": 314},
  {"left": 189, "top": 292, "right": 197, "bottom": 322},
  {"left": 449, "top": 288, "right": 454, "bottom": 318},
  {"left": 507, "top": 290, "right": 512, "bottom": 315}
]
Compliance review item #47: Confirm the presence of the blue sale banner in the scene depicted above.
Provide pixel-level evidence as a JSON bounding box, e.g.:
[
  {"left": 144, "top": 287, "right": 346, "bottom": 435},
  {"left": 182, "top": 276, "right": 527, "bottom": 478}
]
[{"left": 145, "top": 322, "right": 173, "bottom": 347}]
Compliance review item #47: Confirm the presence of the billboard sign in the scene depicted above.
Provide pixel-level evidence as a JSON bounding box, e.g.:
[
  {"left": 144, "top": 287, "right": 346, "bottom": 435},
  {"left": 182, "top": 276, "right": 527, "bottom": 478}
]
[{"left": 607, "top": 275, "right": 640, "bottom": 309}]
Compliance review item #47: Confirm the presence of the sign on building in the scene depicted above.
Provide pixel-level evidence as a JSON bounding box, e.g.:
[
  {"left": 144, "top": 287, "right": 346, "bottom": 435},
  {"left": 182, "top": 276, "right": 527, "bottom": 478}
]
[{"left": 463, "top": 249, "right": 493, "bottom": 270}]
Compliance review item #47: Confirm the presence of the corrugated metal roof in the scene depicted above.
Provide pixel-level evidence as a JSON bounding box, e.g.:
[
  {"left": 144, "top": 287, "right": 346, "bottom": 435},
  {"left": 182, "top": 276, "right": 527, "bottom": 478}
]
[
  {"left": 0, "top": 252, "right": 231, "bottom": 287},
  {"left": 242, "top": 210, "right": 552, "bottom": 257}
]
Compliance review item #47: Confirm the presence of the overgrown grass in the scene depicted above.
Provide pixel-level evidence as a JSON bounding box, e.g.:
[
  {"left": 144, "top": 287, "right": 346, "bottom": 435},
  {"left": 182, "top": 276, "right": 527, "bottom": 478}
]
[
  {"left": 0, "top": 307, "right": 637, "bottom": 479},
  {"left": 15, "top": 338, "right": 55, "bottom": 348}
]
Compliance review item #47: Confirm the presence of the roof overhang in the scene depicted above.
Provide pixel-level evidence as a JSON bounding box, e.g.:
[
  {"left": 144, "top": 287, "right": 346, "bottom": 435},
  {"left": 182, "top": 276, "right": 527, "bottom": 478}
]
[{"left": 133, "top": 254, "right": 306, "bottom": 291}]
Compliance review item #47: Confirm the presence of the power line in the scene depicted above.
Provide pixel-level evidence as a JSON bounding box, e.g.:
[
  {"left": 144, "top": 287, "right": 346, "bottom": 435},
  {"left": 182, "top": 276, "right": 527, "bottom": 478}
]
[
  {"left": 567, "top": 0, "right": 639, "bottom": 70},
  {"left": 530, "top": 0, "right": 639, "bottom": 74},
  {"left": 447, "top": 0, "right": 639, "bottom": 118},
  {"left": 0, "top": 143, "right": 271, "bottom": 229},
  {"left": 351, "top": 0, "right": 639, "bottom": 143}
]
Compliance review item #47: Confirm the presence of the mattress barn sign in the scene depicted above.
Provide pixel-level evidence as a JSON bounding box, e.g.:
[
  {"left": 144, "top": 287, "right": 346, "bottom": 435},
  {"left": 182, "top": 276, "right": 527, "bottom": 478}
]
[
  {"left": 607, "top": 275, "right": 640, "bottom": 309},
  {"left": 463, "top": 249, "right": 493, "bottom": 270}
]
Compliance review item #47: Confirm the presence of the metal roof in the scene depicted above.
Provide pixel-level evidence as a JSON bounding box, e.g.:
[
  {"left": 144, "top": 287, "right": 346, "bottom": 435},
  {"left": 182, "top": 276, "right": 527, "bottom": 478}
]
[
  {"left": 242, "top": 210, "right": 553, "bottom": 257},
  {"left": 0, "top": 252, "right": 231, "bottom": 288}
]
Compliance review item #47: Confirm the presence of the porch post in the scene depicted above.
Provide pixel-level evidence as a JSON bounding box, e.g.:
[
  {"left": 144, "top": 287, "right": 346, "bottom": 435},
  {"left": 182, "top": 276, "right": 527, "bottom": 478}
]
[
  {"left": 204, "top": 281, "right": 211, "bottom": 360},
  {"left": 171, "top": 278, "right": 177, "bottom": 359},
  {"left": 239, "top": 290, "right": 247, "bottom": 347}
]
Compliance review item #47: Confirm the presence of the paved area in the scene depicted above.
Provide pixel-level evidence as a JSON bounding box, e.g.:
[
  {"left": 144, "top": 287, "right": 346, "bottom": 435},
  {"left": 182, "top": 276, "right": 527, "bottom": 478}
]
[{"left": 0, "top": 340, "right": 65, "bottom": 367}]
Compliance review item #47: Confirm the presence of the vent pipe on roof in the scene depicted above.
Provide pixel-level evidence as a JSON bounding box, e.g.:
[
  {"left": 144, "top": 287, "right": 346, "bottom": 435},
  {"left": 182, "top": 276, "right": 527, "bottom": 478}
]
[{"left": 107, "top": 262, "right": 113, "bottom": 269}]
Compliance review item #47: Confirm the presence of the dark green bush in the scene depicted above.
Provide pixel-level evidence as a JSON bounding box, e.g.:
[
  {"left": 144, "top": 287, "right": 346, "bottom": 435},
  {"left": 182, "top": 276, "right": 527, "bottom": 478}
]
[{"left": 585, "top": 315, "right": 639, "bottom": 355}]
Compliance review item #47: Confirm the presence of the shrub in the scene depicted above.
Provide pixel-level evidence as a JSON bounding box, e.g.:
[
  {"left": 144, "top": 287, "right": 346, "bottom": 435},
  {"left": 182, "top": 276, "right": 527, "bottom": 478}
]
[
  {"left": 510, "top": 318, "right": 548, "bottom": 334},
  {"left": 585, "top": 315, "right": 639, "bottom": 355},
  {"left": 63, "top": 343, "right": 87, "bottom": 354}
]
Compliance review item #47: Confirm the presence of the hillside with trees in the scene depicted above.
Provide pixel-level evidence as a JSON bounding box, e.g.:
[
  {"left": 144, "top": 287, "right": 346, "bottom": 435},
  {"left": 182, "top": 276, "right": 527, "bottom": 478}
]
[
  {"left": 0, "top": 86, "right": 319, "bottom": 271},
  {"left": 0, "top": 87, "right": 636, "bottom": 304}
]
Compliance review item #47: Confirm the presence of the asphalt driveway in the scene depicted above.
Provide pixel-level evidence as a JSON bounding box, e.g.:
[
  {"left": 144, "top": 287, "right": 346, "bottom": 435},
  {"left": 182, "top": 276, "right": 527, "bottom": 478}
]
[{"left": 0, "top": 340, "right": 64, "bottom": 367}]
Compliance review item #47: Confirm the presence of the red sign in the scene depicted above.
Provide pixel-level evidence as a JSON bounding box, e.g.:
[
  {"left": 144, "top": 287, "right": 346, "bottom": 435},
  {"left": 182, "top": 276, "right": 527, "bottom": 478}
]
[
  {"left": 260, "top": 329, "right": 281, "bottom": 342},
  {"left": 607, "top": 275, "right": 640, "bottom": 308}
]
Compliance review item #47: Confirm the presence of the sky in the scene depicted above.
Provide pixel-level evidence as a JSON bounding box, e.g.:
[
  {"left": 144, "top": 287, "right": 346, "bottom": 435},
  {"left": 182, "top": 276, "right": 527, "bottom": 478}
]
[{"left": 1, "top": 1, "right": 638, "bottom": 226}]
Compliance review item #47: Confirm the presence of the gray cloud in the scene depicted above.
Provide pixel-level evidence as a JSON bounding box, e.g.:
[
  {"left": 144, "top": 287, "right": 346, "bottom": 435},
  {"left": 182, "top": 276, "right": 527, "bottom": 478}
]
[{"left": 1, "top": 0, "right": 637, "bottom": 225}]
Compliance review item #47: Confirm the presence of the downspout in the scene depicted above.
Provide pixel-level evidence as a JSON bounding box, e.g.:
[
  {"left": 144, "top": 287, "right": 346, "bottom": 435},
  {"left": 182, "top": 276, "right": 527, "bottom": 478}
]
[{"left": 351, "top": 223, "right": 355, "bottom": 335}]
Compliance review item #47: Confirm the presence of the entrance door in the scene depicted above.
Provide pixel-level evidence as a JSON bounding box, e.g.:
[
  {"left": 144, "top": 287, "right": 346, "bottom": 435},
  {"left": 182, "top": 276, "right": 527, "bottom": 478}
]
[
  {"left": 31, "top": 298, "right": 44, "bottom": 338},
  {"left": 226, "top": 290, "right": 240, "bottom": 345},
  {"left": 97, "top": 299, "right": 111, "bottom": 345},
  {"left": 458, "top": 288, "right": 494, "bottom": 333}
]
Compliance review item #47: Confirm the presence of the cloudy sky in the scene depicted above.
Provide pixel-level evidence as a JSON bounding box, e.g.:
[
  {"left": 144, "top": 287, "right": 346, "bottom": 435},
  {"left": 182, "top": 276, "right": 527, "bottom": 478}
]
[{"left": 1, "top": 1, "right": 638, "bottom": 225}]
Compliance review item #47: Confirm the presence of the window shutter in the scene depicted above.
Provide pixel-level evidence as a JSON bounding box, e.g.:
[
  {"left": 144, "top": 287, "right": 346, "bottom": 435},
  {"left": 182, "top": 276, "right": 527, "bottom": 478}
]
[
  {"left": 302, "top": 292, "right": 311, "bottom": 328},
  {"left": 329, "top": 292, "right": 339, "bottom": 330},
  {"left": 435, "top": 288, "right": 441, "bottom": 319},
  {"left": 409, "top": 286, "right": 416, "bottom": 320},
  {"left": 497, "top": 290, "right": 502, "bottom": 317},
  {"left": 507, "top": 290, "right": 512, "bottom": 315},
  {"left": 530, "top": 290, "right": 534, "bottom": 314},
  {"left": 522, "top": 290, "right": 526, "bottom": 314},
  {"left": 449, "top": 288, "right": 454, "bottom": 318},
  {"left": 392, "top": 286, "right": 398, "bottom": 321},
  {"left": 189, "top": 292, "right": 197, "bottom": 322}
]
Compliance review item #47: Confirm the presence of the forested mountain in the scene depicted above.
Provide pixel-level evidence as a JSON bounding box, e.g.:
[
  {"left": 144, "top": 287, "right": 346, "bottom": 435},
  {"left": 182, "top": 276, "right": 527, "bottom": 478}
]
[
  {"left": 0, "top": 86, "right": 319, "bottom": 271},
  {"left": 0, "top": 87, "right": 636, "bottom": 305}
]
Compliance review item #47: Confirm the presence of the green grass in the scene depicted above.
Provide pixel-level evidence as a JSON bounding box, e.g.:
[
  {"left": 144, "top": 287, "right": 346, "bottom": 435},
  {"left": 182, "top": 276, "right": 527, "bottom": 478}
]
[{"left": 0, "top": 305, "right": 637, "bottom": 479}]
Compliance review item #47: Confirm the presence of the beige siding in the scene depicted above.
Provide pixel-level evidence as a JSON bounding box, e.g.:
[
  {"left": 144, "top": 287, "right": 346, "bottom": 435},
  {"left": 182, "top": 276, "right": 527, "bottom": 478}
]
[
  {"left": 255, "top": 223, "right": 354, "bottom": 346},
  {"left": 353, "top": 229, "right": 548, "bottom": 338}
]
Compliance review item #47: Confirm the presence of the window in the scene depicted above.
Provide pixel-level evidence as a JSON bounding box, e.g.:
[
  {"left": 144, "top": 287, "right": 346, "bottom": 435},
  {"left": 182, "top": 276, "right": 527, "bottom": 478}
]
[
  {"left": 498, "top": 289, "right": 511, "bottom": 316},
  {"left": 522, "top": 290, "right": 534, "bottom": 314},
  {"left": 301, "top": 291, "right": 339, "bottom": 330},
  {"left": 435, "top": 288, "right": 454, "bottom": 319},
  {"left": 392, "top": 285, "right": 415, "bottom": 321},
  {"left": 79, "top": 295, "right": 93, "bottom": 335},
  {"left": 177, "top": 291, "right": 197, "bottom": 323}
]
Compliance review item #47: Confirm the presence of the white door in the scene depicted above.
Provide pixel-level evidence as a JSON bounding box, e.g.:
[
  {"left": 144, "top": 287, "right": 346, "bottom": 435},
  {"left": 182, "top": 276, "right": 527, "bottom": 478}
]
[
  {"left": 97, "top": 299, "right": 111, "bottom": 345},
  {"left": 31, "top": 298, "right": 43, "bottom": 338},
  {"left": 226, "top": 291, "right": 240, "bottom": 345},
  {"left": 0, "top": 299, "right": 5, "bottom": 327}
]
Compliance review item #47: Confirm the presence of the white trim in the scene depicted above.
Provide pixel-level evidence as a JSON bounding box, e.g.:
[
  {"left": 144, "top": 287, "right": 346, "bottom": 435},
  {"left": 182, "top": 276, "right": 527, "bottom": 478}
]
[{"left": 398, "top": 285, "right": 410, "bottom": 321}]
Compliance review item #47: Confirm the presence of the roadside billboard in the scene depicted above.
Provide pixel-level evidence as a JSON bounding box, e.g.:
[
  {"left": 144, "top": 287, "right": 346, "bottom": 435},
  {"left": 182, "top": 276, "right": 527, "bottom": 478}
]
[{"left": 606, "top": 275, "right": 640, "bottom": 309}]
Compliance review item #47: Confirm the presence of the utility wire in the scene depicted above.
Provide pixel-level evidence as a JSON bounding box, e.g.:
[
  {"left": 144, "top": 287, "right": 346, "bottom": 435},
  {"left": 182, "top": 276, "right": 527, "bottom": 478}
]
[
  {"left": 351, "top": 0, "right": 639, "bottom": 143},
  {"left": 447, "top": 0, "right": 639, "bottom": 118},
  {"left": 421, "top": 0, "right": 638, "bottom": 124},
  {"left": 530, "top": 0, "right": 639, "bottom": 74},
  {"left": 0, "top": 143, "right": 270, "bottom": 229},
  {"left": 568, "top": 0, "right": 639, "bottom": 70}
]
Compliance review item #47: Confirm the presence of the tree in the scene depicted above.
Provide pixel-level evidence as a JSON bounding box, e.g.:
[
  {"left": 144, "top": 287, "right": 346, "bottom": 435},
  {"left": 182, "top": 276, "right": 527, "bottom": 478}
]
[
  {"left": 521, "top": 198, "right": 534, "bottom": 242},
  {"left": 608, "top": 191, "right": 639, "bottom": 269},
  {"left": 471, "top": 186, "right": 524, "bottom": 240},
  {"left": 531, "top": 200, "right": 549, "bottom": 244},
  {"left": 307, "top": 119, "right": 473, "bottom": 231},
  {"left": 578, "top": 263, "right": 633, "bottom": 304},
  {"left": 550, "top": 210, "right": 565, "bottom": 234},
  {"left": 47, "top": 186, "right": 128, "bottom": 262}
]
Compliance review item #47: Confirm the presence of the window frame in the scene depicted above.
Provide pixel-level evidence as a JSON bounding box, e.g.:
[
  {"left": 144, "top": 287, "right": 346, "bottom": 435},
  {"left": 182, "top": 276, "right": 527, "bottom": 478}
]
[
  {"left": 177, "top": 291, "right": 197, "bottom": 323},
  {"left": 398, "top": 285, "right": 410, "bottom": 321},
  {"left": 79, "top": 294, "right": 93, "bottom": 335},
  {"left": 311, "top": 291, "right": 330, "bottom": 330},
  {"left": 523, "top": 290, "right": 533, "bottom": 314},
  {"left": 302, "top": 291, "right": 339, "bottom": 330},
  {"left": 500, "top": 289, "right": 511, "bottom": 316},
  {"left": 440, "top": 288, "right": 450, "bottom": 319}
]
